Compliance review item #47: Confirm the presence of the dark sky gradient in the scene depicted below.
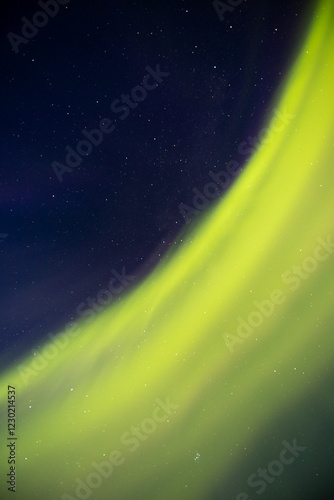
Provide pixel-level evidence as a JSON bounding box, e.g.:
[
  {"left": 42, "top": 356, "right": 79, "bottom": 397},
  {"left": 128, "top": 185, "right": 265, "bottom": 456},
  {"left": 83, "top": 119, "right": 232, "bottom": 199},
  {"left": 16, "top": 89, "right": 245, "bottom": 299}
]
[{"left": 0, "top": 0, "right": 313, "bottom": 360}]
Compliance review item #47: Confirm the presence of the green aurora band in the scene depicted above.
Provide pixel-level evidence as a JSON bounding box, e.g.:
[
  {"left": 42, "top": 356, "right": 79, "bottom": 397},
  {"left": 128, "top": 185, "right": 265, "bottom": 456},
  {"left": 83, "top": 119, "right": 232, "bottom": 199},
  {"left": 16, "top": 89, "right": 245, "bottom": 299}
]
[{"left": 1, "top": 1, "right": 334, "bottom": 498}]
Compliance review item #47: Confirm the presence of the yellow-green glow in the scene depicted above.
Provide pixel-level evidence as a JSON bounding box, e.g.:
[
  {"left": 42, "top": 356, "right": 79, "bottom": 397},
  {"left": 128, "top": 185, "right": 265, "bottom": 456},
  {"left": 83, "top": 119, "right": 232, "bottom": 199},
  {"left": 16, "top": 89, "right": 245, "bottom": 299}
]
[{"left": 1, "top": 1, "right": 334, "bottom": 498}]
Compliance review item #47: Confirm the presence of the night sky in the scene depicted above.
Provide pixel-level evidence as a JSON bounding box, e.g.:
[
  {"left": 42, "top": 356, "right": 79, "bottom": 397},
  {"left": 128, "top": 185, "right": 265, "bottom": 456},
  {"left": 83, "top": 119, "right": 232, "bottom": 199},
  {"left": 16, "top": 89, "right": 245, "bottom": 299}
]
[
  {"left": 1, "top": 2, "right": 334, "bottom": 499},
  {"left": 1, "top": 0, "right": 313, "bottom": 360}
]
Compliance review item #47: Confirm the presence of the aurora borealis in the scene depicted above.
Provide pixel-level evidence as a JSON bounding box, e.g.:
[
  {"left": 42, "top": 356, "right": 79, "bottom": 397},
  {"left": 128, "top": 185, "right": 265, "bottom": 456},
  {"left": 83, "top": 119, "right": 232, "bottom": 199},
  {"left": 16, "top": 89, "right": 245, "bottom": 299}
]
[{"left": 1, "top": 0, "right": 334, "bottom": 499}]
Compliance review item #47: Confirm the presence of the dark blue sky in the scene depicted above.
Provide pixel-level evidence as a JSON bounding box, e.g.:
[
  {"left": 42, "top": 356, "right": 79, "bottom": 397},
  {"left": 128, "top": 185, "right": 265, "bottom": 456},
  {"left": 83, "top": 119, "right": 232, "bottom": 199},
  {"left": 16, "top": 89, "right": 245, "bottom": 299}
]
[{"left": 0, "top": 0, "right": 313, "bottom": 361}]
